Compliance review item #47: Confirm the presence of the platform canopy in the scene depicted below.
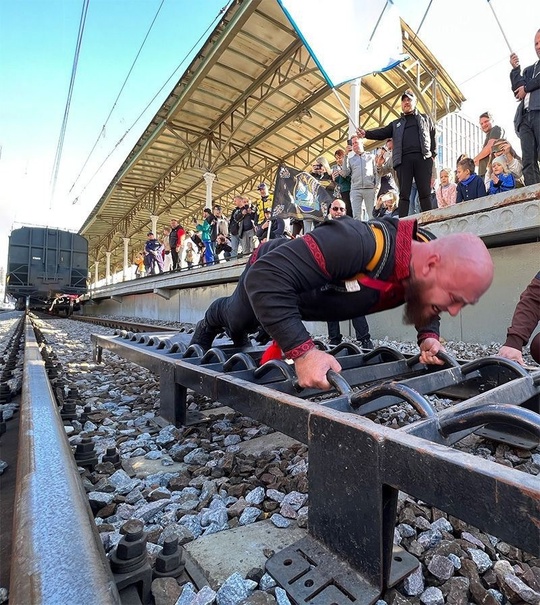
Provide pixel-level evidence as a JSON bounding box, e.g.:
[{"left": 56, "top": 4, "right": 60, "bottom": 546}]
[{"left": 79, "top": 0, "right": 464, "bottom": 271}]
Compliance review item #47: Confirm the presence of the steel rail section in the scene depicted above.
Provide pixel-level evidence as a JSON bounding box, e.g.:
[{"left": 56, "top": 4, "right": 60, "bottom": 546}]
[
  {"left": 10, "top": 318, "right": 121, "bottom": 605},
  {"left": 92, "top": 330, "right": 540, "bottom": 604}
]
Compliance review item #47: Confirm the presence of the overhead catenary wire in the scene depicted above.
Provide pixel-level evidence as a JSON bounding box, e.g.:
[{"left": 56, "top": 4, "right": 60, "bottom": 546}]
[
  {"left": 68, "top": 0, "right": 167, "bottom": 195},
  {"left": 49, "top": 0, "right": 90, "bottom": 209},
  {"left": 71, "top": 2, "right": 232, "bottom": 206}
]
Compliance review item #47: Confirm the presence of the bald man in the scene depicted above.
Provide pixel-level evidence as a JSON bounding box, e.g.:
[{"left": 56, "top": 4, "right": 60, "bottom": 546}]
[{"left": 191, "top": 216, "right": 494, "bottom": 389}]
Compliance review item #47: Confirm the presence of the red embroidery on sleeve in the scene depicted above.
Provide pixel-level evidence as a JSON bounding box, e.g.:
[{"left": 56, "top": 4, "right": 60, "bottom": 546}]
[{"left": 285, "top": 339, "right": 315, "bottom": 360}]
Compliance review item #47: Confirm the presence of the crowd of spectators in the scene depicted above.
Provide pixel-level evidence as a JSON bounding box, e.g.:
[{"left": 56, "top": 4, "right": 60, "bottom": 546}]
[{"left": 132, "top": 30, "right": 539, "bottom": 279}]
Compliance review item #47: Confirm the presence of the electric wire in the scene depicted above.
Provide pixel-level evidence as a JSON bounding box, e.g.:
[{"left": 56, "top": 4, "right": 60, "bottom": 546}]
[
  {"left": 71, "top": 1, "right": 232, "bottom": 205},
  {"left": 68, "top": 0, "right": 166, "bottom": 195},
  {"left": 410, "top": 0, "right": 433, "bottom": 40},
  {"left": 49, "top": 0, "right": 90, "bottom": 208}
]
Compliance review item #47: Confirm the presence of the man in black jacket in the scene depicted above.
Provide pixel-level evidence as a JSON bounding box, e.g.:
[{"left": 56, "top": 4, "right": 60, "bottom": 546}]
[
  {"left": 510, "top": 30, "right": 540, "bottom": 185},
  {"left": 357, "top": 90, "right": 436, "bottom": 217},
  {"left": 169, "top": 219, "right": 184, "bottom": 271},
  {"left": 191, "top": 216, "right": 494, "bottom": 389},
  {"left": 228, "top": 195, "right": 246, "bottom": 259}
]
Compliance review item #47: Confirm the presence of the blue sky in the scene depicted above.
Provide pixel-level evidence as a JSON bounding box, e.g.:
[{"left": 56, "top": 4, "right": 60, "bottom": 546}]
[{"left": 0, "top": 0, "right": 538, "bottom": 274}]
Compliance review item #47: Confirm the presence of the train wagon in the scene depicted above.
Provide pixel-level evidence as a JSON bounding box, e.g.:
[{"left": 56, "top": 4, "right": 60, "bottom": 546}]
[{"left": 6, "top": 226, "right": 89, "bottom": 314}]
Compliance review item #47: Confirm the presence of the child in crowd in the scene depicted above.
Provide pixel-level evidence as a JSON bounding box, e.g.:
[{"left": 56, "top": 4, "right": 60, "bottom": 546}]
[
  {"left": 184, "top": 241, "right": 196, "bottom": 269},
  {"left": 488, "top": 156, "right": 516, "bottom": 195},
  {"left": 134, "top": 252, "right": 145, "bottom": 278},
  {"left": 456, "top": 158, "right": 488, "bottom": 203},
  {"left": 485, "top": 139, "right": 523, "bottom": 188},
  {"left": 435, "top": 168, "right": 457, "bottom": 208}
]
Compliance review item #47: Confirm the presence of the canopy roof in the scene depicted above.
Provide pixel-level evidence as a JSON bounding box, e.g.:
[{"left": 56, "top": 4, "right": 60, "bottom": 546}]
[{"left": 80, "top": 0, "right": 464, "bottom": 270}]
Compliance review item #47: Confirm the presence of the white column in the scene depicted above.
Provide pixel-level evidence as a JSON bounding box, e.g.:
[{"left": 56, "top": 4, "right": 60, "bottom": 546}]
[
  {"left": 203, "top": 172, "right": 216, "bottom": 207},
  {"left": 93, "top": 261, "right": 99, "bottom": 286},
  {"left": 349, "top": 78, "right": 361, "bottom": 136},
  {"left": 350, "top": 78, "right": 365, "bottom": 217},
  {"left": 105, "top": 251, "right": 111, "bottom": 285},
  {"left": 123, "top": 237, "right": 130, "bottom": 282},
  {"left": 150, "top": 214, "right": 159, "bottom": 235}
]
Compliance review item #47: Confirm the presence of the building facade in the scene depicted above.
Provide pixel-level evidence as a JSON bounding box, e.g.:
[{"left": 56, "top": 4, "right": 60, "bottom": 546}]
[{"left": 436, "top": 112, "right": 484, "bottom": 173}]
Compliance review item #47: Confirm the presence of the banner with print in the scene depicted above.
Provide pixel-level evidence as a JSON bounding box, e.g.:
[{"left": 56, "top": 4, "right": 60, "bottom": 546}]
[{"left": 271, "top": 164, "right": 333, "bottom": 222}]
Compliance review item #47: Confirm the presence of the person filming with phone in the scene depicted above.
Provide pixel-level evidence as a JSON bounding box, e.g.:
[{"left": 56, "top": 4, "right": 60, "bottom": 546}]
[{"left": 372, "top": 191, "right": 399, "bottom": 218}]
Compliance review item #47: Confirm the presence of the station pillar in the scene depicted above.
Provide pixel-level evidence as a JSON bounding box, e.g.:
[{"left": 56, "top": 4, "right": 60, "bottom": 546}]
[
  {"left": 150, "top": 215, "right": 159, "bottom": 235},
  {"left": 105, "top": 251, "right": 112, "bottom": 285},
  {"left": 93, "top": 261, "right": 99, "bottom": 287},
  {"left": 203, "top": 172, "right": 216, "bottom": 207},
  {"left": 123, "top": 238, "right": 130, "bottom": 282}
]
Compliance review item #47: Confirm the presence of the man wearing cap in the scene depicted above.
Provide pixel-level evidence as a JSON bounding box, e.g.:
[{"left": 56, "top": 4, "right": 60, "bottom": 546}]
[
  {"left": 257, "top": 182, "right": 272, "bottom": 205},
  {"left": 144, "top": 232, "right": 164, "bottom": 275},
  {"left": 357, "top": 90, "right": 436, "bottom": 218}
]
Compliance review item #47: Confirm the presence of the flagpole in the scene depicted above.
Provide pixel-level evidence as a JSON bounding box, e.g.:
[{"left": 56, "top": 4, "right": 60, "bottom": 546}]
[
  {"left": 332, "top": 88, "right": 358, "bottom": 131},
  {"left": 487, "top": 0, "right": 513, "bottom": 53}
]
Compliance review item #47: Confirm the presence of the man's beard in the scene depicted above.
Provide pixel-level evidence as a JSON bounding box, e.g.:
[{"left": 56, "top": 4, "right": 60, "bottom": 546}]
[{"left": 402, "top": 278, "right": 436, "bottom": 327}]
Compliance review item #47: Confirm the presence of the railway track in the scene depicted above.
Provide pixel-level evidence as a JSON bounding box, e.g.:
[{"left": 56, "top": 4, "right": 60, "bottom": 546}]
[
  {"left": 91, "top": 316, "right": 540, "bottom": 602},
  {"left": 2, "top": 312, "right": 539, "bottom": 605}
]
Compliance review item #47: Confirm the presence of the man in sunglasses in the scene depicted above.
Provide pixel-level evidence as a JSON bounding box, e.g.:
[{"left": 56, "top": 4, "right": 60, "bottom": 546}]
[
  {"left": 325, "top": 200, "right": 373, "bottom": 349},
  {"left": 191, "top": 214, "right": 494, "bottom": 390}
]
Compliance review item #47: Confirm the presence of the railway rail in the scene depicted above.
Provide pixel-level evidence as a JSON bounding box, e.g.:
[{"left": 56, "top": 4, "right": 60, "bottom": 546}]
[
  {"left": 93, "top": 325, "right": 540, "bottom": 604},
  {"left": 4, "top": 314, "right": 121, "bottom": 604}
]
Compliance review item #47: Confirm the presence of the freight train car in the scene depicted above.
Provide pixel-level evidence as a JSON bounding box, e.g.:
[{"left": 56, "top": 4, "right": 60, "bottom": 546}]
[{"left": 6, "top": 227, "right": 89, "bottom": 315}]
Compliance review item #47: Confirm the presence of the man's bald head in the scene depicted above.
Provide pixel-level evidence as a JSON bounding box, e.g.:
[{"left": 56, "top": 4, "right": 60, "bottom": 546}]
[{"left": 406, "top": 233, "right": 494, "bottom": 325}]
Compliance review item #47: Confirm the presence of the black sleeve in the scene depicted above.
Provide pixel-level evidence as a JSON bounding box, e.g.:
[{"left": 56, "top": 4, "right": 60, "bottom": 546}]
[
  {"left": 244, "top": 219, "right": 376, "bottom": 355},
  {"left": 510, "top": 66, "right": 525, "bottom": 90},
  {"left": 364, "top": 123, "right": 394, "bottom": 141}
]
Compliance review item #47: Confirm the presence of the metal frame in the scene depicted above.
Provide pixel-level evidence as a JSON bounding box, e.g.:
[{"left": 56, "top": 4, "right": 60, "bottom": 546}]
[{"left": 92, "top": 330, "right": 540, "bottom": 604}]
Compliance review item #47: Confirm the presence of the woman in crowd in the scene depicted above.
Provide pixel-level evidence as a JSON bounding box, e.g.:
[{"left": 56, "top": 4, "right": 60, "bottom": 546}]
[{"left": 331, "top": 149, "right": 352, "bottom": 216}]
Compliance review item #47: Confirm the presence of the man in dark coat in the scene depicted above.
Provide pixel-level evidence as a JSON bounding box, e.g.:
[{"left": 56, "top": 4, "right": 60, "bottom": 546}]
[
  {"left": 191, "top": 216, "right": 494, "bottom": 389},
  {"left": 169, "top": 219, "right": 184, "bottom": 270},
  {"left": 357, "top": 90, "right": 436, "bottom": 217},
  {"left": 510, "top": 30, "right": 540, "bottom": 185}
]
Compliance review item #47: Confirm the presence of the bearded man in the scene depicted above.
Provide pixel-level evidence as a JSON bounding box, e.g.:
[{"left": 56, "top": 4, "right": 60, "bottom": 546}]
[{"left": 191, "top": 216, "right": 494, "bottom": 390}]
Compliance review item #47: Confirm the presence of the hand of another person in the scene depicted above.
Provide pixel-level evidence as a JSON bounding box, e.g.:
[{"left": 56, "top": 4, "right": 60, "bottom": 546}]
[
  {"left": 514, "top": 85, "right": 526, "bottom": 100},
  {"left": 510, "top": 53, "right": 520, "bottom": 69},
  {"left": 418, "top": 338, "right": 445, "bottom": 365},
  {"left": 497, "top": 345, "right": 524, "bottom": 365},
  {"left": 294, "top": 348, "right": 342, "bottom": 390},
  {"left": 356, "top": 128, "right": 366, "bottom": 139}
]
